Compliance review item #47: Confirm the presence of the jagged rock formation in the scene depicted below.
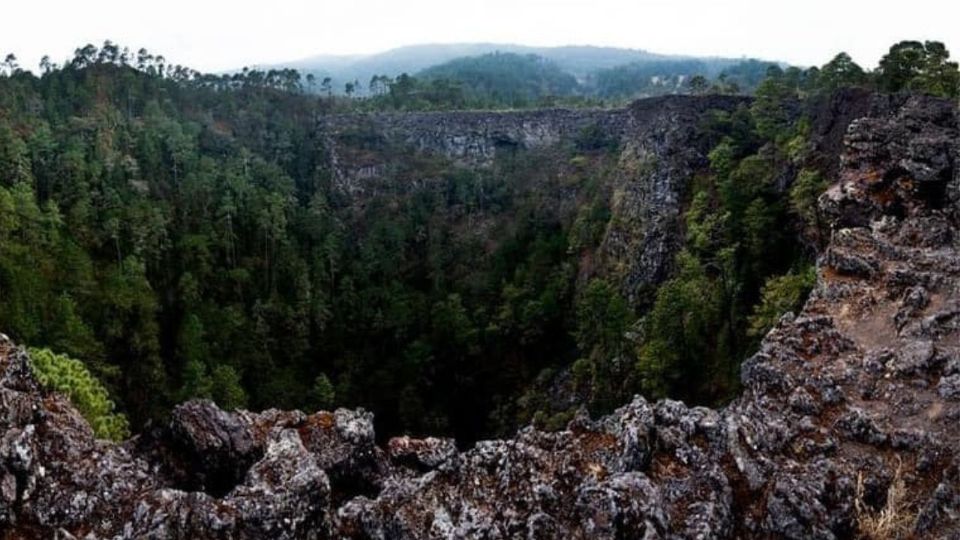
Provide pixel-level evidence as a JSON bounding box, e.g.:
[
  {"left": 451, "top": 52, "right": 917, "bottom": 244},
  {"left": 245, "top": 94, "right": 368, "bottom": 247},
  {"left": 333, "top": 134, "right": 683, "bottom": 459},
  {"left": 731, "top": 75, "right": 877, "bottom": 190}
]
[{"left": 1, "top": 93, "right": 959, "bottom": 539}]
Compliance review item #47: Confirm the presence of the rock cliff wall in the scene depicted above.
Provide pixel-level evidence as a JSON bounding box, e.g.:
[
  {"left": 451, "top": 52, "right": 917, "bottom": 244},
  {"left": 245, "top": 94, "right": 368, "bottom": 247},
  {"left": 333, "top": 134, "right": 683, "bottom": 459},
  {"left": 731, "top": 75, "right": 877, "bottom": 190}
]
[
  {"left": 319, "top": 107, "right": 627, "bottom": 170},
  {"left": 1, "top": 94, "right": 958, "bottom": 539},
  {"left": 319, "top": 95, "right": 750, "bottom": 305},
  {"left": 318, "top": 96, "right": 749, "bottom": 170}
]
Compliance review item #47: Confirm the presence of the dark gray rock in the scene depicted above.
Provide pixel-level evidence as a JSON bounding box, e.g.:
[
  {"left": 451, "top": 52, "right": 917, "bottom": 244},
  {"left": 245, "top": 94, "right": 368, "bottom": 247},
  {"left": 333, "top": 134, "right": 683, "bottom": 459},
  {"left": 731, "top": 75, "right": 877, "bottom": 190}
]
[
  {"left": 167, "top": 400, "right": 263, "bottom": 494},
  {"left": 940, "top": 374, "right": 960, "bottom": 400}
]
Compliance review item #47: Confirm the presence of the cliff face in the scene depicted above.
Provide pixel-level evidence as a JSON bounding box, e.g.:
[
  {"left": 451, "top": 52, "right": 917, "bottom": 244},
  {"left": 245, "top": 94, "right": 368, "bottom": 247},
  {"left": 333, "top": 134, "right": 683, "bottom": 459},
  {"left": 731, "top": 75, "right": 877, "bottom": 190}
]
[
  {"left": 320, "top": 95, "right": 750, "bottom": 305},
  {"left": 319, "top": 108, "right": 628, "bottom": 173},
  {"left": 597, "top": 97, "right": 752, "bottom": 303},
  {"left": 2, "top": 94, "right": 959, "bottom": 539},
  {"left": 318, "top": 96, "right": 749, "bottom": 173}
]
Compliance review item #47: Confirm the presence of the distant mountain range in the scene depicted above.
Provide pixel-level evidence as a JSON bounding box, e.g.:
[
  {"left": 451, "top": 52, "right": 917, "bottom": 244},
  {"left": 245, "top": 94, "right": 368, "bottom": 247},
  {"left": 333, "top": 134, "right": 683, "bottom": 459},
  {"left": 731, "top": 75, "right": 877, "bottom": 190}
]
[{"left": 255, "top": 43, "right": 782, "bottom": 97}]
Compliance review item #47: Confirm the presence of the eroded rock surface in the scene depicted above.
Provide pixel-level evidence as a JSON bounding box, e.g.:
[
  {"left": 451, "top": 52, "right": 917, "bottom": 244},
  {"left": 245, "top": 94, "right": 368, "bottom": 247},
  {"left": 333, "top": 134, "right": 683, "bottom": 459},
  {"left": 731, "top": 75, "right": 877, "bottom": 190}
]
[{"left": 1, "top": 93, "right": 959, "bottom": 538}]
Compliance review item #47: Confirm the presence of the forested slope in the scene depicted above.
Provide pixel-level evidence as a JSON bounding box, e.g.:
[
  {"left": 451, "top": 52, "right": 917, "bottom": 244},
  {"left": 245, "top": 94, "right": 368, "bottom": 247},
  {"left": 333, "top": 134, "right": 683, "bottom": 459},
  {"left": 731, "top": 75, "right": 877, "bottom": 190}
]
[{"left": 0, "top": 40, "right": 957, "bottom": 444}]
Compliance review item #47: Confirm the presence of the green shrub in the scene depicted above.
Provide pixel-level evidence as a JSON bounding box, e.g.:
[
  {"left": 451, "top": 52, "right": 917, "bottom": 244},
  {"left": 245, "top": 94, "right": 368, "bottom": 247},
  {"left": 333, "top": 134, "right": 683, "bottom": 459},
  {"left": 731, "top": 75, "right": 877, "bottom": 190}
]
[
  {"left": 747, "top": 267, "right": 816, "bottom": 338},
  {"left": 27, "top": 347, "right": 130, "bottom": 440},
  {"left": 789, "top": 169, "right": 828, "bottom": 227},
  {"left": 309, "top": 373, "right": 336, "bottom": 411},
  {"left": 210, "top": 365, "right": 248, "bottom": 411}
]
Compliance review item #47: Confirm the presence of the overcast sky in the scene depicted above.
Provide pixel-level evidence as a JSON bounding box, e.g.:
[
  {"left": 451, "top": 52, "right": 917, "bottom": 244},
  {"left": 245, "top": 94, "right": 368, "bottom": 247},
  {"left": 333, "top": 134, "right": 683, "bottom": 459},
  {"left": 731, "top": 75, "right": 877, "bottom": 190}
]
[{"left": 4, "top": 0, "right": 959, "bottom": 73}]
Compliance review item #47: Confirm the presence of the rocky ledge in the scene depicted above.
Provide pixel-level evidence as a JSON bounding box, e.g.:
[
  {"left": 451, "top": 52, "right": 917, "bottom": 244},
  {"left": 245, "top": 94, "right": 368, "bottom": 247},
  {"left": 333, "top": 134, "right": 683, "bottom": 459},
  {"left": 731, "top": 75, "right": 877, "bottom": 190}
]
[{"left": 1, "top": 94, "right": 959, "bottom": 539}]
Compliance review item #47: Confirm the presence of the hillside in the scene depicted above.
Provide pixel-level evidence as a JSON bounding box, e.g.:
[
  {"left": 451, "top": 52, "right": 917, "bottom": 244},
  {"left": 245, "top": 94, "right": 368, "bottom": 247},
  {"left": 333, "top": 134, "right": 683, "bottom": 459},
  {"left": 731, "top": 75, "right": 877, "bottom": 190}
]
[
  {"left": 275, "top": 42, "right": 673, "bottom": 82},
  {"left": 416, "top": 52, "right": 580, "bottom": 106},
  {"left": 264, "top": 42, "right": 780, "bottom": 96}
]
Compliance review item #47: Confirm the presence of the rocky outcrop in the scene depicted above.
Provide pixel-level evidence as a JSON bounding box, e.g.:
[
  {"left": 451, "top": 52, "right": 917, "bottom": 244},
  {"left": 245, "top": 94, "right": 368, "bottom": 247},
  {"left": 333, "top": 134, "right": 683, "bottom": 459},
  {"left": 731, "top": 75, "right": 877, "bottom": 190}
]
[{"left": 1, "top": 93, "right": 959, "bottom": 538}]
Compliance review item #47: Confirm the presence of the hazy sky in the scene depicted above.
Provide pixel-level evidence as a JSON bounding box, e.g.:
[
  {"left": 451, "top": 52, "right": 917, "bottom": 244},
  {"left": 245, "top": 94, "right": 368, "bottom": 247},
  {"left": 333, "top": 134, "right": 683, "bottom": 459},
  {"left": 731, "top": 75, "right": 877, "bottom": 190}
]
[{"left": 4, "top": 0, "right": 959, "bottom": 72}]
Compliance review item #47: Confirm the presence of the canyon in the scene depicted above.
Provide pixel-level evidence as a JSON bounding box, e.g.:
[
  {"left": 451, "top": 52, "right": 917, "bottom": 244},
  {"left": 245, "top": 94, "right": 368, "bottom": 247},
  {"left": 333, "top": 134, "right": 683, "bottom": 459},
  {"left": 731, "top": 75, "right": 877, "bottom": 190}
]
[
  {"left": 319, "top": 95, "right": 749, "bottom": 306},
  {"left": 1, "top": 91, "right": 959, "bottom": 538}
]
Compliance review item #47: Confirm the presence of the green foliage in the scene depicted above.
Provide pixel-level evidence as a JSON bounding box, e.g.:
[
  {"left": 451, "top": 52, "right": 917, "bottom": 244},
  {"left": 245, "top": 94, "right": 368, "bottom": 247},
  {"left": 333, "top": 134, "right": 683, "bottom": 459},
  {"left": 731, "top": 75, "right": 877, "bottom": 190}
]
[
  {"left": 28, "top": 347, "right": 130, "bottom": 440},
  {"left": 818, "top": 53, "right": 868, "bottom": 92},
  {"left": 209, "top": 365, "right": 247, "bottom": 410},
  {"left": 638, "top": 251, "right": 724, "bottom": 398},
  {"left": 351, "top": 53, "right": 602, "bottom": 111},
  {"left": 0, "top": 38, "right": 950, "bottom": 443},
  {"left": 747, "top": 267, "right": 816, "bottom": 338},
  {"left": 569, "top": 190, "right": 612, "bottom": 251},
  {"left": 722, "top": 41, "right": 960, "bottom": 100},
  {"left": 574, "top": 279, "right": 630, "bottom": 357},
  {"left": 575, "top": 123, "right": 620, "bottom": 153},
  {"left": 567, "top": 278, "right": 634, "bottom": 410},
  {"left": 784, "top": 120, "right": 811, "bottom": 163},
  {"left": 309, "top": 373, "right": 336, "bottom": 411},
  {"left": 789, "top": 169, "right": 829, "bottom": 230},
  {"left": 752, "top": 68, "right": 797, "bottom": 141},
  {"left": 179, "top": 359, "right": 212, "bottom": 402},
  {"left": 0, "top": 44, "right": 631, "bottom": 440},
  {"left": 418, "top": 53, "right": 579, "bottom": 107},
  {"left": 715, "top": 59, "right": 783, "bottom": 93},
  {"left": 878, "top": 41, "right": 960, "bottom": 97},
  {"left": 594, "top": 59, "right": 711, "bottom": 98},
  {"left": 592, "top": 58, "right": 781, "bottom": 98},
  {"left": 688, "top": 75, "right": 709, "bottom": 95},
  {"left": 369, "top": 73, "right": 470, "bottom": 110},
  {"left": 635, "top": 72, "right": 816, "bottom": 404}
]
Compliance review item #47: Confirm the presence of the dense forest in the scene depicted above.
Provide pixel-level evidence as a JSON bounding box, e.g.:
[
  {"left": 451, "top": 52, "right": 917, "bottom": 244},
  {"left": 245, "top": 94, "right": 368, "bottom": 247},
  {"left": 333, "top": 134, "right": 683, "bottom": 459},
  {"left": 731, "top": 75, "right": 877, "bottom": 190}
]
[
  {"left": 280, "top": 43, "right": 769, "bottom": 100},
  {"left": 0, "top": 40, "right": 957, "bottom": 443},
  {"left": 417, "top": 53, "right": 579, "bottom": 107},
  {"left": 307, "top": 43, "right": 958, "bottom": 110},
  {"left": 326, "top": 52, "right": 780, "bottom": 109},
  {"left": 589, "top": 57, "right": 775, "bottom": 97}
]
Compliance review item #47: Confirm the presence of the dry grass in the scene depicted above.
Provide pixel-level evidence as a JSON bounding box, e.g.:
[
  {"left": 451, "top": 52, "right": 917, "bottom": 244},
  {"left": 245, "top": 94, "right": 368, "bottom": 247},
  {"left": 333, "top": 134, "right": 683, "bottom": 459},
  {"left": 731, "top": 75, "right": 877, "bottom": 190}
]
[{"left": 855, "top": 459, "right": 916, "bottom": 539}]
